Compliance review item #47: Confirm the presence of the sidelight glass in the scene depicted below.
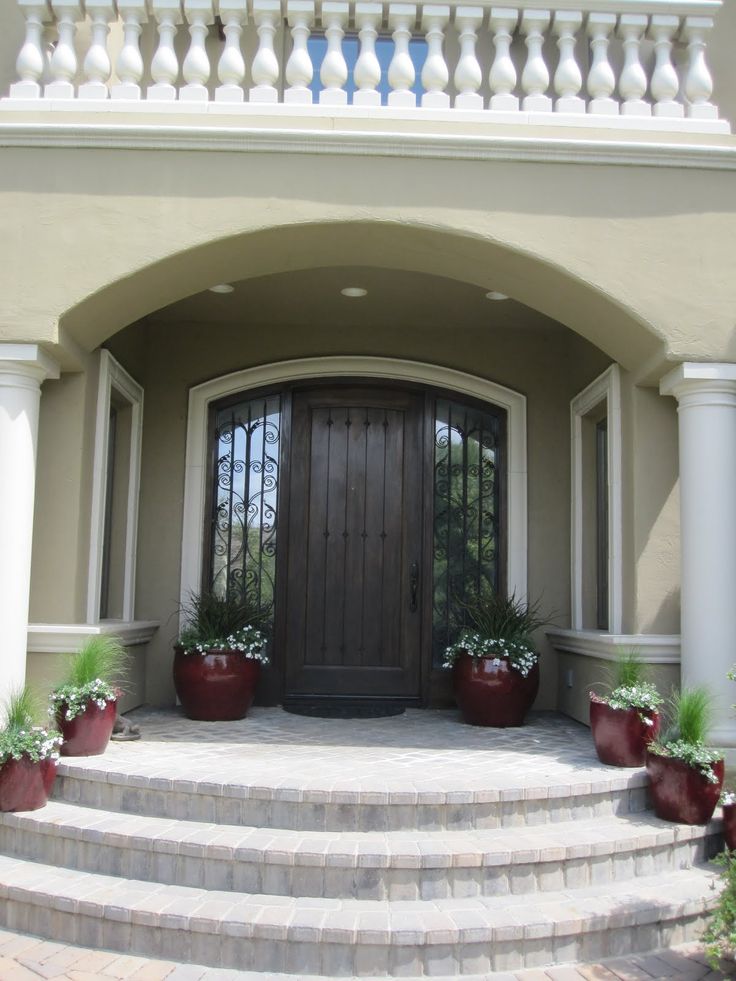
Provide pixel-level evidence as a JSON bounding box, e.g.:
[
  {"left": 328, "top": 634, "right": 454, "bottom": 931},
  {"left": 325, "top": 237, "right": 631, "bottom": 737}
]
[
  {"left": 432, "top": 399, "right": 503, "bottom": 667},
  {"left": 209, "top": 395, "right": 281, "bottom": 619}
]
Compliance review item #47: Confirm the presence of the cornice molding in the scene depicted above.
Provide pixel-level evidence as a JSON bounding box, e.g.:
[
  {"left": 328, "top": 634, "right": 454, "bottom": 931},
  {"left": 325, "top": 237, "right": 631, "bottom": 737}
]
[
  {"left": 28, "top": 621, "right": 160, "bottom": 652},
  {"left": 547, "top": 628, "right": 681, "bottom": 663},
  {"left": 0, "top": 122, "right": 734, "bottom": 171}
]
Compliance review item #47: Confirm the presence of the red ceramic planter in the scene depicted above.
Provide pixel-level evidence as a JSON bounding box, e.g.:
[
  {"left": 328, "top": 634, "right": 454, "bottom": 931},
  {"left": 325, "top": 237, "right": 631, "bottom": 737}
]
[
  {"left": 723, "top": 803, "right": 736, "bottom": 850},
  {"left": 58, "top": 698, "right": 117, "bottom": 756},
  {"left": 0, "top": 755, "right": 57, "bottom": 811},
  {"left": 173, "top": 648, "right": 261, "bottom": 721},
  {"left": 589, "top": 696, "right": 660, "bottom": 767},
  {"left": 646, "top": 751, "right": 725, "bottom": 825},
  {"left": 453, "top": 653, "right": 539, "bottom": 727}
]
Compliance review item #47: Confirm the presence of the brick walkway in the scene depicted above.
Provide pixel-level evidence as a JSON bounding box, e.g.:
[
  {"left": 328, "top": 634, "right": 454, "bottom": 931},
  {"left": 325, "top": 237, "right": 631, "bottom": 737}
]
[{"left": 0, "top": 929, "right": 733, "bottom": 981}]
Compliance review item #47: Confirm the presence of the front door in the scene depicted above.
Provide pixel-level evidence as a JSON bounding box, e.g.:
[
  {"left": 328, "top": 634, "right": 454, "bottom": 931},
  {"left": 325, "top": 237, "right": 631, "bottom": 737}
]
[{"left": 284, "top": 386, "right": 424, "bottom": 700}]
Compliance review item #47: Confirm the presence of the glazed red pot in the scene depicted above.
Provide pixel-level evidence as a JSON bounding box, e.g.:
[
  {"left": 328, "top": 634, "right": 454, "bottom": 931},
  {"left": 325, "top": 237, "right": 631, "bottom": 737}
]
[
  {"left": 453, "top": 653, "right": 539, "bottom": 727},
  {"left": 57, "top": 698, "right": 117, "bottom": 756},
  {"left": 589, "top": 696, "right": 660, "bottom": 767},
  {"left": 646, "top": 751, "right": 725, "bottom": 825},
  {"left": 0, "top": 755, "right": 57, "bottom": 811},
  {"left": 173, "top": 647, "right": 261, "bottom": 721},
  {"left": 723, "top": 802, "right": 736, "bottom": 850}
]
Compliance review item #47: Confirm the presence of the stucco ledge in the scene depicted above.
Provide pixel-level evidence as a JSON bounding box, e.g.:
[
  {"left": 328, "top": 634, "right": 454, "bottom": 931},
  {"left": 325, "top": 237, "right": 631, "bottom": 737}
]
[
  {"left": 28, "top": 621, "right": 159, "bottom": 653},
  {"left": 547, "top": 629, "right": 681, "bottom": 664}
]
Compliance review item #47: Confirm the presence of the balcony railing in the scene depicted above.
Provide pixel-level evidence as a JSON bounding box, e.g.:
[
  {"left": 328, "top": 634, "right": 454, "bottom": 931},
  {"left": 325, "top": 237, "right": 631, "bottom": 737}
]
[{"left": 2, "top": 0, "right": 729, "bottom": 133}]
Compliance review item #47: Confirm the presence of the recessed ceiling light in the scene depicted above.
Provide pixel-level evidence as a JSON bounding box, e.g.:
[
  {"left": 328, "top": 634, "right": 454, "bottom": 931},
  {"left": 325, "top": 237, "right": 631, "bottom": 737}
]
[
  {"left": 209, "top": 283, "right": 234, "bottom": 294},
  {"left": 485, "top": 290, "right": 509, "bottom": 301},
  {"left": 341, "top": 287, "right": 368, "bottom": 298}
]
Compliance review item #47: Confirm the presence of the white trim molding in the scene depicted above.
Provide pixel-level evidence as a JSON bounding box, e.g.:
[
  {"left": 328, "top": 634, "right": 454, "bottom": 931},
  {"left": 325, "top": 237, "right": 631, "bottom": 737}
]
[
  {"left": 28, "top": 621, "right": 159, "bottom": 653},
  {"left": 570, "top": 364, "right": 623, "bottom": 633},
  {"left": 547, "top": 628, "right": 680, "bottom": 664},
  {"left": 87, "top": 350, "right": 144, "bottom": 624},
  {"left": 180, "top": 356, "right": 528, "bottom": 614}
]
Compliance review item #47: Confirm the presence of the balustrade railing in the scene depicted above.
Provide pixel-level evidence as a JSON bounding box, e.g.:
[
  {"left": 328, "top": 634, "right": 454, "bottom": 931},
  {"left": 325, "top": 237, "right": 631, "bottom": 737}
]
[{"left": 3, "top": 0, "right": 729, "bottom": 131}]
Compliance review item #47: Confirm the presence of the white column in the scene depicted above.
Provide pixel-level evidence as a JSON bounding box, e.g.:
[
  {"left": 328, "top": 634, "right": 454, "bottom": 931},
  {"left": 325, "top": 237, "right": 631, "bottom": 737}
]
[
  {"left": 0, "top": 345, "right": 59, "bottom": 717},
  {"left": 420, "top": 5, "right": 449, "bottom": 109},
  {"left": 250, "top": 0, "right": 281, "bottom": 104},
  {"left": 319, "top": 2, "right": 349, "bottom": 106},
  {"left": 387, "top": 4, "right": 417, "bottom": 108},
  {"left": 353, "top": 3, "right": 382, "bottom": 107},
  {"left": 454, "top": 6, "right": 483, "bottom": 111},
  {"left": 285, "top": 0, "right": 314, "bottom": 104},
  {"left": 661, "top": 363, "right": 736, "bottom": 749},
  {"left": 11, "top": 0, "right": 52, "bottom": 99}
]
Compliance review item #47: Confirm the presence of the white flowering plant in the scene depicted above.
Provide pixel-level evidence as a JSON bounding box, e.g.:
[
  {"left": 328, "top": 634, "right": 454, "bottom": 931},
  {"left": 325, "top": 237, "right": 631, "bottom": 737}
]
[
  {"left": 442, "top": 591, "right": 548, "bottom": 677},
  {"left": 0, "top": 688, "right": 62, "bottom": 766},
  {"left": 177, "top": 588, "right": 270, "bottom": 663},
  {"left": 590, "top": 650, "right": 663, "bottom": 723},
  {"left": 50, "top": 635, "right": 128, "bottom": 723}
]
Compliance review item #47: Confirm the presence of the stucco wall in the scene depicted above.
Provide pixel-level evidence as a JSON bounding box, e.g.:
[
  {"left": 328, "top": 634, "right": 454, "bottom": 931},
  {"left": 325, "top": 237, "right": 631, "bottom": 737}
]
[{"left": 95, "top": 317, "right": 613, "bottom": 707}]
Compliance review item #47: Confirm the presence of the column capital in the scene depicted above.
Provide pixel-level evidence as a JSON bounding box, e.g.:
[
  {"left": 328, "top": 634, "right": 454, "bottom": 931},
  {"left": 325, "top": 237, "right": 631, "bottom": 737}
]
[
  {"left": 0, "top": 344, "right": 60, "bottom": 385},
  {"left": 660, "top": 361, "right": 736, "bottom": 401}
]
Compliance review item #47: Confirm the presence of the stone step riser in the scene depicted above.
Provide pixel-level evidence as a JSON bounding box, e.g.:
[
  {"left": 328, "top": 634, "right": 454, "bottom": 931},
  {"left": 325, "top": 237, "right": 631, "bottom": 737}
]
[
  {"left": 0, "top": 823, "right": 720, "bottom": 901},
  {"left": 0, "top": 891, "right": 711, "bottom": 976},
  {"left": 52, "top": 774, "right": 651, "bottom": 832}
]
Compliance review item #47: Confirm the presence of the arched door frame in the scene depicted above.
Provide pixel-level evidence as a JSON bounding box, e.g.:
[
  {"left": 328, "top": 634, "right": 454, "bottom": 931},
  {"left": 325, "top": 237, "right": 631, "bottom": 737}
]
[{"left": 179, "top": 356, "right": 527, "bottom": 623}]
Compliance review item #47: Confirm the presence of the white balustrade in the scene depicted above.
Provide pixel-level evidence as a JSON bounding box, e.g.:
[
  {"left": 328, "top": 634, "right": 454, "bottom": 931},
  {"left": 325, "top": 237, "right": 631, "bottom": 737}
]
[
  {"left": 11, "top": 0, "right": 52, "bottom": 99},
  {"left": 353, "top": 2, "right": 381, "bottom": 106},
  {"left": 250, "top": 0, "right": 280, "bottom": 103},
  {"left": 388, "top": 3, "right": 416, "bottom": 108},
  {"left": 3, "top": 0, "right": 728, "bottom": 134},
  {"left": 148, "top": 0, "right": 181, "bottom": 100},
  {"left": 111, "top": 0, "right": 146, "bottom": 100},
  {"left": 320, "top": 2, "right": 349, "bottom": 105},
  {"left": 453, "top": 6, "right": 482, "bottom": 110},
  {"left": 217, "top": 0, "right": 248, "bottom": 102},
  {"left": 285, "top": 0, "right": 314, "bottom": 103}
]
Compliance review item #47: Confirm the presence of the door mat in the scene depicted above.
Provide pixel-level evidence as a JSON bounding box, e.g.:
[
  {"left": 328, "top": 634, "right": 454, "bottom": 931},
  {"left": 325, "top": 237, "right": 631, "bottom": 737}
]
[{"left": 282, "top": 700, "right": 406, "bottom": 719}]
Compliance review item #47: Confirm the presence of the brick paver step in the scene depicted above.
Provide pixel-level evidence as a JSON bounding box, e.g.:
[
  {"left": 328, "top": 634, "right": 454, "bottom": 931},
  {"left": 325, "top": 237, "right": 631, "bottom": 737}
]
[
  {"left": 0, "top": 801, "right": 721, "bottom": 900},
  {"left": 0, "top": 855, "right": 720, "bottom": 975}
]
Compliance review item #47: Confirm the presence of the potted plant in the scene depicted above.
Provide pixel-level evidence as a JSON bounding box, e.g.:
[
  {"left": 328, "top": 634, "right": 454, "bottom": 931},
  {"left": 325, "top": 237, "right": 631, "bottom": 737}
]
[
  {"left": 0, "top": 687, "right": 62, "bottom": 812},
  {"left": 589, "top": 650, "right": 663, "bottom": 767},
  {"left": 720, "top": 790, "right": 736, "bottom": 851},
  {"left": 443, "top": 591, "right": 548, "bottom": 727},
  {"left": 646, "top": 687, "right": 725, "bottom": 825},
  {"left": 173, "top": 588, "right": 269, "bottom": 721},
  {"left": 49, "top": 635, "right": 127, "bottom": 756}
]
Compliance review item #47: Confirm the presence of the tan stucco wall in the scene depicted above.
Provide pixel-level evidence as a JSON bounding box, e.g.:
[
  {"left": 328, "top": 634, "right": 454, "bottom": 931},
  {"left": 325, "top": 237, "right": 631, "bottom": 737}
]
[
  {"left": 94, "top": 317, "right": 611, "bottom": 707},
  {"left": 0, "top": 145, "right": 734, "bottom": 375}
]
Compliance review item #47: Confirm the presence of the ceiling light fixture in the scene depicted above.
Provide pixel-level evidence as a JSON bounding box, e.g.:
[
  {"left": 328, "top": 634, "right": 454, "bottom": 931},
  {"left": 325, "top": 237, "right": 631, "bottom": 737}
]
[
  {"left": 485, "top": 290, "right": 509, "bottom": 301},
  {"left": 209, "top": 283, "right": 235, "bottom": 294},
  {"left": 341, "top": 287, "right": 368, "bottom": 298}
]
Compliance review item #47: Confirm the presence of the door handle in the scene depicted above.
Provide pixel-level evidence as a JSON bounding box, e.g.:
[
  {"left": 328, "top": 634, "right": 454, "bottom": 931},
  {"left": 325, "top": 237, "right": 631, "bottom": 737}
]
[{"left": 409, "top": 561, "right": 419, "bottom": 612}]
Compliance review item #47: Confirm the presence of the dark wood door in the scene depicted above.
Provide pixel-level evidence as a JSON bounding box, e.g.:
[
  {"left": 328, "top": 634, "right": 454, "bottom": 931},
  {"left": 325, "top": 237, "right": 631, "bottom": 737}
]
[{"left": 284, "top": 387, "right": 424, "bottom": 698}]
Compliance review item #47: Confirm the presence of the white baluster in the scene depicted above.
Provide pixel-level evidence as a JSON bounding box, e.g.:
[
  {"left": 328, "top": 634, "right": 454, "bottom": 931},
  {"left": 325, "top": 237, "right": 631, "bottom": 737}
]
[
  {"left": 648, "top": 15, "right": 683, "bottom": 118},
  {"left": 250, "top": 0, "right": 281, "bottom": 103},
  {"left": 112, "top": 0, "right": 147, "bottom": 100},
  {"left": 521, "top": 9, "right": 551, "bottom": 112},
  {"left": 586, "top": 12, "right": 617, "bottom": 115},
  {"left": 181, "top": 0, "right": 213, "bottom": 101},
  {"left": 553, "top": 10, "right": 583, "bottom": 113},
  {"left": 682, "top": 17, "right": 718, "bottom": 121},
  {"left": 79, "top": 1, "right": 115, "bottom": 99},
  {"left": 147, "top": 0, "right": 182, "bottom": 101},
  {"left": 216, "top": 0, "right": 247, "bottom": 101},
  {"left": 353, "top": 2, "right": 382, "bottom": 107},
  {"left": 45, "top": 0, "right": 81, "bottom": 99},
  {"left": 617, "top": 14, "right": 650, "bottom": 116},
  {"left": 453, "top": 7, "right": 482, "bottom": 110},
  {"left": 285, "top": 0, "right": 314, "bottom": 104},
  {"left": 388, "top": 3, "right": 416, "bottom": 108},
  {"left": 420, "top": 5, "right": 449, "bottom": 108},
  {"left": 320, "top": 2, "right": 349, "bottom": 105},
  {"left": 10, "top": 0, "right": 52, "bottom": 99},
  {"left": 488, "top": 7, "right": 518, "bottom": 112}
]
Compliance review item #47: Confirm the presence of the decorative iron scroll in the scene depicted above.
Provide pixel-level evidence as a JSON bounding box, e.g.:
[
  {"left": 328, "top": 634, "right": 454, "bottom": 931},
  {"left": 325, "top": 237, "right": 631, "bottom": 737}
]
[
  {"left": 432, "top": 399, "right": 502, "bottom": 667},
  {"left": 210, "top": 395, "right": 281, "bottom": 620}
]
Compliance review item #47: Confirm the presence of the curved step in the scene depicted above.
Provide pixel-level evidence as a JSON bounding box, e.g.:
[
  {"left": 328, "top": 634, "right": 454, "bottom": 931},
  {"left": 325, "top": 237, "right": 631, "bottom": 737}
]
[
  {"left": 0, "top": 855, "right": 719, "bottom": 976},
  {"left": 0, "top": 801, "right": 721, "bottom": 900}
]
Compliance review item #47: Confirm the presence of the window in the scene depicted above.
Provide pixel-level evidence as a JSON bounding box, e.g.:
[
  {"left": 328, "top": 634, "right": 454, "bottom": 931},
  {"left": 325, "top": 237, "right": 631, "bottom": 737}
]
[
  {"left": 571, "top": 366, "right": 622, "bottom": 633},
  {"left": 88, "top": 351, "right": 143, "bottom": 623}
]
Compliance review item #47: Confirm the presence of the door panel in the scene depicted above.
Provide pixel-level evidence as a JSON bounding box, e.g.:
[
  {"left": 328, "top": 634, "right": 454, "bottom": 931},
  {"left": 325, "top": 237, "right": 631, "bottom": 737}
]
[{"left": 285, "top": 387, "right": 423, "bottom": 698}]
